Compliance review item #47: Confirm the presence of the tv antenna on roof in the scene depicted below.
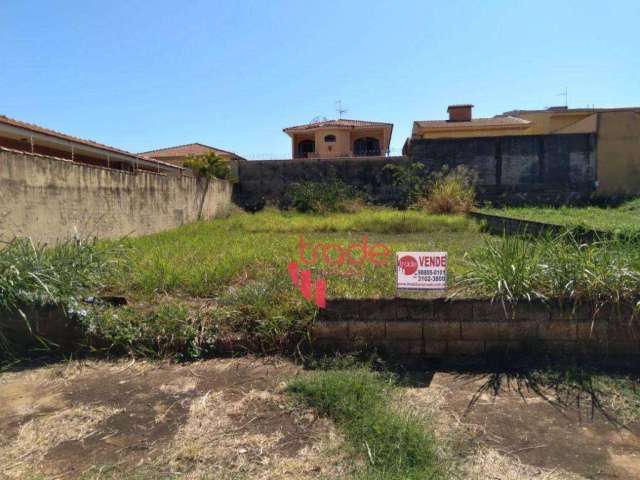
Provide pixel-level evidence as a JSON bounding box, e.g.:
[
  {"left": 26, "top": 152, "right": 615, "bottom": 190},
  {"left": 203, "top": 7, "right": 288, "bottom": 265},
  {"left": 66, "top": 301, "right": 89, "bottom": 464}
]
[
  {"left": 557, "top": 87, "right": 568, "bottom": 107},
  {"left": 335, "top": 100, "right": 348, "bottom": 119}
]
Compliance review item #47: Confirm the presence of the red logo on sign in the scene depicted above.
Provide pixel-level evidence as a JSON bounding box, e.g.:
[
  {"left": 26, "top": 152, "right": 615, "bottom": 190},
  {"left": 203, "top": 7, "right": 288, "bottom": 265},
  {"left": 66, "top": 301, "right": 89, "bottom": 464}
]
[{"left": 398, "top": 255, "right": 418, "bottom": 275}]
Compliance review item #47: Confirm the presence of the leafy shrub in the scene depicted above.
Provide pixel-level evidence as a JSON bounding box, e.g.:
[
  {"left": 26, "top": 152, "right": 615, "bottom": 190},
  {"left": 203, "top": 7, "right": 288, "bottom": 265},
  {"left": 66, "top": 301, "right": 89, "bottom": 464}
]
[
  {"left": 381, "top": 162, "right": 427, "bottom": 210},
  {"left": 287, "top": 178, "right": 359, "bottom": 214},
  {"left": 184, "top": 151, "right": 235, "bottom": 182},
  {"left": 421, "top": 166, "right": 476, "bottom": 214}
]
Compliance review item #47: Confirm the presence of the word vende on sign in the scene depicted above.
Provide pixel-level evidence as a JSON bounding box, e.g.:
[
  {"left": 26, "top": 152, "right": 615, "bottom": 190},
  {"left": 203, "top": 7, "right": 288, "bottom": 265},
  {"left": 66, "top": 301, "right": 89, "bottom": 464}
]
[{"left": 396, "top": 252, "right": 447, "bottom": 291}]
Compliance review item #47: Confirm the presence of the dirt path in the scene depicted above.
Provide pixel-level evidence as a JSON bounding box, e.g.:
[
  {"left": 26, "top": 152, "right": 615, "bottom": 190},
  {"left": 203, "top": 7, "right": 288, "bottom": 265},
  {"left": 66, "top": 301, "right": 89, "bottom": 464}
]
[{"left": 0, "top": 357, "right": 346, "bottom": 479}]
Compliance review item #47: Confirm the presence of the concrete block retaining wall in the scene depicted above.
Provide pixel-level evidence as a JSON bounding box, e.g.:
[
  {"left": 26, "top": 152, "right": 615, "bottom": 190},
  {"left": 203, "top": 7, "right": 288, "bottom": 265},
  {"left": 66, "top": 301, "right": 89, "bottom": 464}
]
[{"left": 314, "top": 298, "right": 640, "bottom": 358}]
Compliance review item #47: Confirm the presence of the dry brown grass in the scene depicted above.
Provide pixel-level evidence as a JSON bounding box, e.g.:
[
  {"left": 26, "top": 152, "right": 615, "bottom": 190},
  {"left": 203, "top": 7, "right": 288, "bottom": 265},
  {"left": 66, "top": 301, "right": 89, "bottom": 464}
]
[
  {"left": 162, "top": 388, "right": 348, "bottom": 479},
  {"left": 397, "top": 384, "right": 586, "bottom": 480},
  {"left": 1, "top": 404, "right": 122, "bottom": 478}
]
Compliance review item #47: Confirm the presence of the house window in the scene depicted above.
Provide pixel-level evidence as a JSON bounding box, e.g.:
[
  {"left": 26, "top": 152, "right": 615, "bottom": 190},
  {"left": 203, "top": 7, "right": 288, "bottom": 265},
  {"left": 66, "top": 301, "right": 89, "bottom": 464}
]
[
  {"left": 324, "top": 134, "right": 336, "bottom": 143},
  {"left": 297, "top": 139, "right": 315, "bottom": 158},
  {"left": 353, "top": 137, "right": 381, "bottom": 156}
]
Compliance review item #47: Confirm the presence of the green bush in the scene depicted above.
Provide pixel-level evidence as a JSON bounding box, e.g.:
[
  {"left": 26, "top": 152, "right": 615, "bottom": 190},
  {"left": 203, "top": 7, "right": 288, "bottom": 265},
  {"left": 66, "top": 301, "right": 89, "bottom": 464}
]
[
  {"left": 287, "top": 178, "right": 359, "bottom": 214},
  {"left": 381, "top": 162, "right": 427, "bottom": 210},
  {"left": 288, "top": 369, "right": 446, "bottom": 480}
]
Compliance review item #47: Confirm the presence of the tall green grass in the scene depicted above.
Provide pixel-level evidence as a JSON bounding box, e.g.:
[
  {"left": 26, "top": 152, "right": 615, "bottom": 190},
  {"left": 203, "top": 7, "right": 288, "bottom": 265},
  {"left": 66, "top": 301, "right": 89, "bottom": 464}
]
[
  {"left": 455, "top": 231, "right": 640, "bottom": 305},
  {"left": 226, "top": 207, "right": 479, "bottom": 234},
  {"left": 0, "top": 237, "right": 114, "bottom": 314},
  {"left": 288, "top": 369, "right": 447, "bottom": 480},
  {"left": 0, "top": 237, "right": 115, "bottom": 355},
  {"left": 114, "top": 209, "right": 484, "bottom": 299}
]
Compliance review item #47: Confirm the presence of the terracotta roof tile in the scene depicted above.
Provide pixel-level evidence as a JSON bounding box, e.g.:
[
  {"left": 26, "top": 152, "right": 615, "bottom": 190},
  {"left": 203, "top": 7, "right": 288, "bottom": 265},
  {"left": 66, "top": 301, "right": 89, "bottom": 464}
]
[
  {"left": 0, "top": 114, "right": 181, "bottom": 170},
  {"left": 284, "top": 118, "right": 393, "bottom": 132},
  {"left": 139, "top": 143, "right": 244, "bottom": 160}
]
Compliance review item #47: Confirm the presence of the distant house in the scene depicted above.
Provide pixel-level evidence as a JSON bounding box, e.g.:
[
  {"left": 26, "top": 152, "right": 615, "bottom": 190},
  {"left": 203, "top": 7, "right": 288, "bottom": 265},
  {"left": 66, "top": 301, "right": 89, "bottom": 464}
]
[
  {"left": 283, "top": 119, "right": 393, "bottom": 159},
  {"left": 139, "top": 143, "right": 245, "bottom": 168},
  {"left": 0, "top": 114, "right": 181, "bottom": 174},
  {"left": 406, "top": 104, "right": 640, "bottom": 196}
]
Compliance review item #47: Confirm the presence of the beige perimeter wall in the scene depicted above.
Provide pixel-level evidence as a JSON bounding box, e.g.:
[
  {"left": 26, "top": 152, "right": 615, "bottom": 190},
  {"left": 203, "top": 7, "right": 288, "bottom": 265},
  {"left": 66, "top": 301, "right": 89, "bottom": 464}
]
[{"left": 0, "top": 149, "right": 232, "bottom": 243}]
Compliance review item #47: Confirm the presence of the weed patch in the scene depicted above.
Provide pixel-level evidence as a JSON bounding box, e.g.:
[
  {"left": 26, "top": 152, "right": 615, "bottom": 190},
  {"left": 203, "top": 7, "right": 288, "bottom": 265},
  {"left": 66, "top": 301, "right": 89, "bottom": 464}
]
[{"left": 288, "top": 368, "right": 448, "bottom": 479}]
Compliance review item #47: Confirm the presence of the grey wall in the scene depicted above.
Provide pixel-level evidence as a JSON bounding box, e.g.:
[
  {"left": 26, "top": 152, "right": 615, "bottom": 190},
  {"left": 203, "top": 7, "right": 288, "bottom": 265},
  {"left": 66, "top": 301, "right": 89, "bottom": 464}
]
[
  {"left": 235, "top": 133, "right": 597, "bottom": 207},
  {"left": 0, "top": 149, "right": 232, "bottom": 243}
]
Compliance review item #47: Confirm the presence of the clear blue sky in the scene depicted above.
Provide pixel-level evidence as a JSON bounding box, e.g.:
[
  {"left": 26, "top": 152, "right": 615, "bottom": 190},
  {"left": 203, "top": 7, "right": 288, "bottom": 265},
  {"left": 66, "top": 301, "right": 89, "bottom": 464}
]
[{"left": 1, "top": 1, "right": 638, "bottom": 159}]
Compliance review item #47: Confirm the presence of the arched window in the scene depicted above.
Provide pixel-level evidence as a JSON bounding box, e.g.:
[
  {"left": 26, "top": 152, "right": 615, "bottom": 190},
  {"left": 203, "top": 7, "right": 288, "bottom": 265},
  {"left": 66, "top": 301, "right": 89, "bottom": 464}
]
[
  {"left": 353, "top": 137, "right": 381, "bottom": 156},
  {"left": 297, "top": 139, "right": 315, "bottom": 158},
  {"left": 324, "top": 134, "right": 336, "bottom": 143}
]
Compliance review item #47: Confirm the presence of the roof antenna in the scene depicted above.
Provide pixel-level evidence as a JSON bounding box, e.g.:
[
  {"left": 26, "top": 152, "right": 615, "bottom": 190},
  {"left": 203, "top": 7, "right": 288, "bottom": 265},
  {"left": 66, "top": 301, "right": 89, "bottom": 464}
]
[
  {"left": 335, "top": 100, "right": 348, "bottom": 119},
  {"left": 557, "top": 87, "right": 568, "bottom": 107}
]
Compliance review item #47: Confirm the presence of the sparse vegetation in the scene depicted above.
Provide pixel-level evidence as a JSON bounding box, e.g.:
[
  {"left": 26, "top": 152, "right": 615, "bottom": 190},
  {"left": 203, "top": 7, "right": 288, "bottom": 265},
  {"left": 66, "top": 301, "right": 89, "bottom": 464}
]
[
  {"left": 288, "top": 368, "right": 447, "bottom": 480},
  {"left": 420, "top": 165, "right": 476, "bottom": 214},
  {"left": 481, "top": 197, "right": 640, "bottom": 234}
]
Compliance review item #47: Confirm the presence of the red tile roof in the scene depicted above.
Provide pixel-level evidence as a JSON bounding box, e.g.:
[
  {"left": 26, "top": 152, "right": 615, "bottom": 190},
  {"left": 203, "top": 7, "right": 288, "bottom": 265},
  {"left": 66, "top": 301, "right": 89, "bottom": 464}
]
[
  {"left": 284, "top": 118, "right": 393, "bottom": 133},
  {"left": 139, "top": 143, "right": 244, "bottom": 160},
  {"left": 0, "top": 114, "right": 180, "bottom": 170},
  {"left": 414, "top": 116, "right": 530, "bottom": 130}
]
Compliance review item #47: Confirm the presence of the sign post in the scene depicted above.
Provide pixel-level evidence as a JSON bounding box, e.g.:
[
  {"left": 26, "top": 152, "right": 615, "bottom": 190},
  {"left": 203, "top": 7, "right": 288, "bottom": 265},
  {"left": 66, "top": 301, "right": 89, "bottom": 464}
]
[{"left": 396, "top": 252, "right": 447, "bottom": 292}]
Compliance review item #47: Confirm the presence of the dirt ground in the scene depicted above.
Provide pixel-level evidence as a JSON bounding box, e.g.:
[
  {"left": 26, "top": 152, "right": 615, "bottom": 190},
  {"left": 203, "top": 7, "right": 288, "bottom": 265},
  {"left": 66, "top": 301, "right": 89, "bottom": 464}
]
[
  {"left": 0, "top": 357, "right": 347, "bottom": 479},
  {"left": 0, "top": 357, "right": 639, "bottom": 479},
  {"left": 409, "top": 371, "right": 640, "bottom": 480}
]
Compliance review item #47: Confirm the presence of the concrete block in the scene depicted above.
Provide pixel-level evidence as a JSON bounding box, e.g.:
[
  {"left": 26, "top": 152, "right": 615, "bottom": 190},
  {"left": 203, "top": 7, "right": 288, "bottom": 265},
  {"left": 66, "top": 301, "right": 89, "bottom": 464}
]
[
  {"left": 396, "top": 298, "right": 434, "bottom": 321},
  {"left": 359, "top": 300, "right": 397, "bottom": 322},
  {"left": 473, "top": 301, "right": 508, "bottom": 321},
  {"left": 607, "top": 341, "right": 640, "bottom": 356},
  {"left": 538, "top": 321, "right": 577, "bottom": 341},
  {"left": 497, "top": 320, "right": 538, "bottom": 341},
  {"left": 349, "top": 321, "right": 386, "bottom": 343},
  {"left": 311, "top": 321, "right": 349, "bottom": 341},
  {"left": 512, "top": 302, "right": 551, "bottom": 323},
  {"left": 423, "top": 320, "right": 460, "bottom": 341},
  {"left": 423, "top": 340, "right": 448, "bottom": 356},
  {"left": 388, "top": 339, "right": 424, "bottom": 355},
  {"left": 607, "top": 318, "right": 640, "bottom": 344},
  {"left": 320, "top": 300, "right": 361, "bottom": 321},
  {"left": 447, "top": 340, "right": 485, "bottom": 356},
  {"left": 434, "top": 299, "right": 474, "bottom": 321},
  {"left": 385, "top": 321, "right": 422, "bottom": 340},
  {"left": 460, "top": 321, "right": 500, "bottom": 340}
]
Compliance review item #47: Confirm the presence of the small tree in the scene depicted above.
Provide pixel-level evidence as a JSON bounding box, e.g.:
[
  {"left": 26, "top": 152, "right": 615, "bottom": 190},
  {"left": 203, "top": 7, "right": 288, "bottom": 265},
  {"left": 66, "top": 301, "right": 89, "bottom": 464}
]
[
  {"left": 184, "top": 152, "right": 236, "bottom": 219},
  {"left": 184, "top": 151, "right": 235, "bottom": 182}
]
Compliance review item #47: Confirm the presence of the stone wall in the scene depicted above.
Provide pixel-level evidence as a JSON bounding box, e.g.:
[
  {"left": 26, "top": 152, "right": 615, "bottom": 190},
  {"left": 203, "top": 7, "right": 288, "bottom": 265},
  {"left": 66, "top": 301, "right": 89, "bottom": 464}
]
[
  {"left": 0, "top": 148, "right": 232, "bottom": 243},
  {"left": 313, "top": 298, "right": 640, "bottom": 359},
  {"left": 235, "top": 133, "right": 597, "bottom": 208}
]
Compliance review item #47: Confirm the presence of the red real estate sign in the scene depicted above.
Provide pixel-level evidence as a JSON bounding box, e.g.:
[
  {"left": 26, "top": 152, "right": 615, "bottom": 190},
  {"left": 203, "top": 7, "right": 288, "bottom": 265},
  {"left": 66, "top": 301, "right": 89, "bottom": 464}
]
[{"left": 396, "top": 252, "right": 447, "bottom": 291}]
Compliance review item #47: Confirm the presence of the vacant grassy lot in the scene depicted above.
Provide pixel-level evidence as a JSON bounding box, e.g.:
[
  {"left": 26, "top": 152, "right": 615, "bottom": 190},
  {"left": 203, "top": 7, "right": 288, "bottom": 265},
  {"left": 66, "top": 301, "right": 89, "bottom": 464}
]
[
  {"left": 481, "top": 198, "right": 640, "bottom": 234},
  {"left": 111, "top": 208, "right": 485, "bottom": 300}
]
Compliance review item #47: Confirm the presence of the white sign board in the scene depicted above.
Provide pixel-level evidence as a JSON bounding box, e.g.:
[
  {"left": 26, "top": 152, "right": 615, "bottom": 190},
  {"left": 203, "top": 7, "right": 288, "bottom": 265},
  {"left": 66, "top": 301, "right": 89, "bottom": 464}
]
[{"left": 396, "top": 252, "right": 447, "bottom": 291}]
